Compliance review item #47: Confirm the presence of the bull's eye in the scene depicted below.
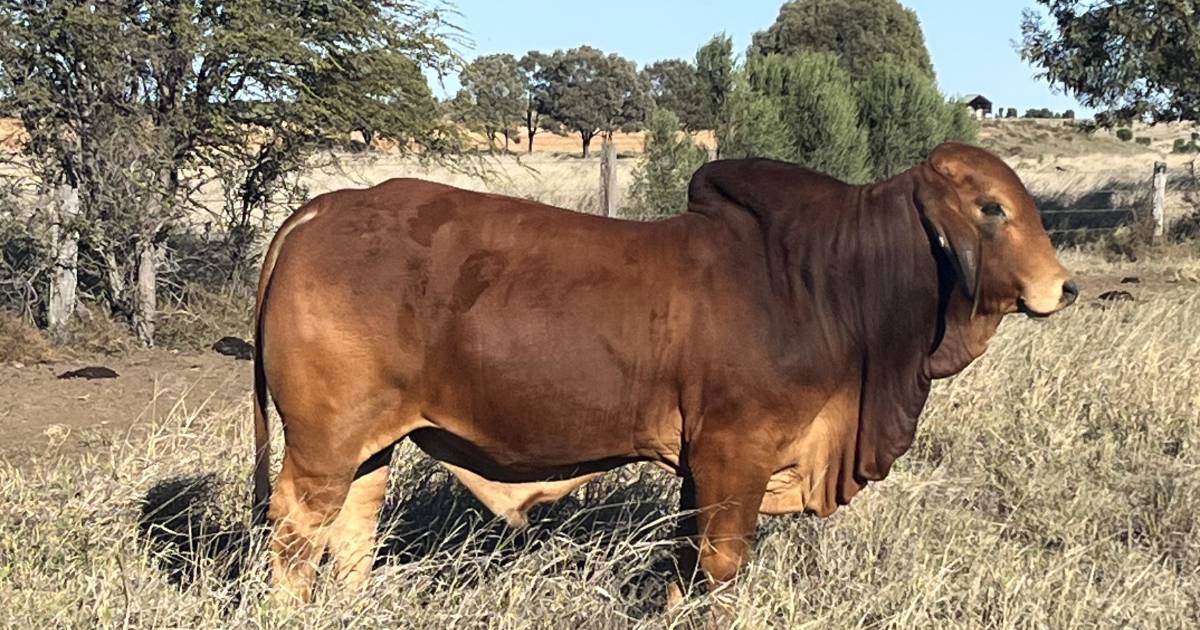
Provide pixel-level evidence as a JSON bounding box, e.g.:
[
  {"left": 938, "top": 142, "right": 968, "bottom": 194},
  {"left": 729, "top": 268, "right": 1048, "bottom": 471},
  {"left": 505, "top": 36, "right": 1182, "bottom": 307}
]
[{"left": 981, "top": 202, "right": 1006, "bottom": 218}]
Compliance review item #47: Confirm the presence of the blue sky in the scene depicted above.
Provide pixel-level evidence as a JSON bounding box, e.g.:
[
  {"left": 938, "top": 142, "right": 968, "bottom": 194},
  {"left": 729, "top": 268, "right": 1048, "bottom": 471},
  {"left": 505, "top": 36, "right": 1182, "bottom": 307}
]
[{"left": 433, "top": 0, "right": 1090, "bottom": 116}]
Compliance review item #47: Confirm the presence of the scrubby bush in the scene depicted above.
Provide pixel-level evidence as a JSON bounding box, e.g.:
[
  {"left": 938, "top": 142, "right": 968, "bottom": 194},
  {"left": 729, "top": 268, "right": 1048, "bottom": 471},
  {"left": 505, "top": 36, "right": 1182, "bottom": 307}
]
[
  {"left": 856, "top": 62, "right": 977, "bottom": 180},
  {"left": 940, "top": 101, "right": 980, "bottom": 145},
  {"left": 626, "top": 110, "right": 709, "bottom": 219},
  {"left": 1005, "top": 107, "right": 1018, "bottom": 119},
  {"left": 715, "top": 75, "right": 794, "bottom": 161},
  {"left": 1117, "top": 128, "right": 1134, "bottom": 142},
  {"left": 1135, "top": 136, "right": 1152, "bottom": 146},
  {"left": 744, "top": 53, "right": 870, "bottom": 182}
]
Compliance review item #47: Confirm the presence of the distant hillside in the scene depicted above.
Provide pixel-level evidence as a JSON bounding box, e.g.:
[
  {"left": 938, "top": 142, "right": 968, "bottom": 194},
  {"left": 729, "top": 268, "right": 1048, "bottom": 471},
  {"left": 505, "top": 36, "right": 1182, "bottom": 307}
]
[{"left": 980, "top": 118, "right": 1200, "bottom": 159}]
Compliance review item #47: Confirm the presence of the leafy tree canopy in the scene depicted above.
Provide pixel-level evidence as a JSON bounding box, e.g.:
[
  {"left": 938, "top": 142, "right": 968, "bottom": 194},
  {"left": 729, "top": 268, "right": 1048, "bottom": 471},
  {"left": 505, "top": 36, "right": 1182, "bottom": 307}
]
[
  {"left": 751, "top": 0, "right": 934, "bottom": 81},
  {"left": 456, "top": 53, "right": 526, "bottom": 149},
  {"left": 534, "top": 46, "right": 650, "bottom": 157},
  {"left": 641, "top": 59, "right": 708, "bottom": 132},
  {"left": 1020, "top": 0, "right": 1200, "bottom": 123},
  {"left": 695, "top": 34, "right": 735, "bottom": 132}
]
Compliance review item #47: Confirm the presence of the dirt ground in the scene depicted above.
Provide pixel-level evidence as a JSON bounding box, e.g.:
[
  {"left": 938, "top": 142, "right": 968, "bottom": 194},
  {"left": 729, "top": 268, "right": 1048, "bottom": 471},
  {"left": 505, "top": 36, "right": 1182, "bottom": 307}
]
[
  {"left": 0, "top": 348, "right": 251, "bottom": 466},
  {"left": 1, "top": 264, "right": 1193, "bottom": 469}
]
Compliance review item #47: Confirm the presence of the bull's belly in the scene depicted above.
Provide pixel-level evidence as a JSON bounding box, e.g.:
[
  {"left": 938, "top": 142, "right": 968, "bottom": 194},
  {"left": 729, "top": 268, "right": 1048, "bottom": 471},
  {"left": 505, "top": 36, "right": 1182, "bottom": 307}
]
[{"left": 408, "top": 424, "right": 679, "bottom": 527}]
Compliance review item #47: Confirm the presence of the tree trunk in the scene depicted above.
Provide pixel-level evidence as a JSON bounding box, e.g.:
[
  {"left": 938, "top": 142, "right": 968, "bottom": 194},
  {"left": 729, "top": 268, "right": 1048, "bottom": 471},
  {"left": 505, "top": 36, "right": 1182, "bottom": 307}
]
[
  {"left": 132, "top": 238, "right": 162, "bottom": 346},
  {"left": 526, "top": 111, "right": 537, "bottom": 153},
  {"left": 47, "top": 184, "right": 80, "bottom": 331},
  {"left": 99, "top": 246, "right": 128, "bottom": 318},
  {"left": 581, "top": 132, "right": 592, "bottom": 158}
]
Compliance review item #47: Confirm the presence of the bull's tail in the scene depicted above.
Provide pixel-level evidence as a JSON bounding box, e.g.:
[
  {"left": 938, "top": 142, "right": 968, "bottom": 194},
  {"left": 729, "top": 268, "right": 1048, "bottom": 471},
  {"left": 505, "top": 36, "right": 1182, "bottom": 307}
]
[
  {"left": 252, "top": 246, "right": 277, "bottom": 527},
  {"left": 252, "top": 304, "right": 272, "bottom": 526},
  {"left": 252, "top": 202, "right": 321, "bottom": 527}
]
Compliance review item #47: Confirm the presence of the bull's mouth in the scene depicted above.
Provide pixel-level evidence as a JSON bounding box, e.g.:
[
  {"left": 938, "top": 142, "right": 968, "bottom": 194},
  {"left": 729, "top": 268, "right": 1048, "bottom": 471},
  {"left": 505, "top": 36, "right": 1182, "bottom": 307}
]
[{"left": 1017, "top": 297, "right": 1057, "bottom": 319}]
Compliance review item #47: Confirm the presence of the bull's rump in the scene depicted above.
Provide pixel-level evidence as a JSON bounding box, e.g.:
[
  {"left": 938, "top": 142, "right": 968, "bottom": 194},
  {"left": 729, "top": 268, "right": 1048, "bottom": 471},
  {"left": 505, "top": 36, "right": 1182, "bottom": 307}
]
[{"left": 262, "top": 179, "right": 706, "bottom": 477}]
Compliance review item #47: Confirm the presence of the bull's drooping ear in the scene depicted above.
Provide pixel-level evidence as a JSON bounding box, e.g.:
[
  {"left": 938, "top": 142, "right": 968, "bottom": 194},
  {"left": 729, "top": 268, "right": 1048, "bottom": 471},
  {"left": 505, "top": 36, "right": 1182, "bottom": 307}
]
[{"left": 914, "top": 166, "right": 980, "bottom": 302}]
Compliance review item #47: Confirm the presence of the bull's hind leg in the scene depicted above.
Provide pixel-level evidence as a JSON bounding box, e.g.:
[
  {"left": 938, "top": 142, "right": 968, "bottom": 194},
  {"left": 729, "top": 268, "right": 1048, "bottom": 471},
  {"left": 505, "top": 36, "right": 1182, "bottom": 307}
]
[
  {"left": 268, "top": 452, "right": 355, "bottom": 603},
  {"left": 326, "top": 446, "right": 394, "bottom": 589}
]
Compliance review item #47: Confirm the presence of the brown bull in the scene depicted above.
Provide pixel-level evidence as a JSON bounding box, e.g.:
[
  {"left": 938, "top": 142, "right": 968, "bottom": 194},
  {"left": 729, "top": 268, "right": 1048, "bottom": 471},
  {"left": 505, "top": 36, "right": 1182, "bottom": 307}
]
[{"left": 252, "top": 143, "right": 1076, "bottom": 602}]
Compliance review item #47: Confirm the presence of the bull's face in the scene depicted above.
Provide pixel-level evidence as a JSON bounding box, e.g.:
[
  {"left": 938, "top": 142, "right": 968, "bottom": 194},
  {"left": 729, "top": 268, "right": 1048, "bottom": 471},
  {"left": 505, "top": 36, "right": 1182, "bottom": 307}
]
[{"left": 918, "top": 143, "right": 1076, "bottom": 318}]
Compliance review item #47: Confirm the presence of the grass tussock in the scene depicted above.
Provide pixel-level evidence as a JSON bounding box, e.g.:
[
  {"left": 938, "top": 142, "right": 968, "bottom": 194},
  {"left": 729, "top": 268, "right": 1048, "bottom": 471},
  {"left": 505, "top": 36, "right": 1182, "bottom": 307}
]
[
  {"left": 155, "top": 285, "right": 255, "bottom": 351},
  {"left": 0, "top": 310, "right": 56, "bottom": 363},
  {"left": 1, "top": 287, "right": 1199, "bottom": 628}
]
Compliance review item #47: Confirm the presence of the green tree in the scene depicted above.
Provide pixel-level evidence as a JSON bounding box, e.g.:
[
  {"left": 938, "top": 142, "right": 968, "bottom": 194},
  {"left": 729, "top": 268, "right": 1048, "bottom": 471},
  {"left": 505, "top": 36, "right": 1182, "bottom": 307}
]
[
  {"left": 535, "top": 46, "right": 650, "bottom": 157},
  {"left": 695, "top": 34, "right": 735, "bottom": 135},
  {"left": 745, "top": 53, "right": 870, "bottom": 183},
  {"left": 627, "top": 110, "right": 709, "bottom": 219},
  {"left": 1021, "top": 0, "right": 1200, "bottom": 122},
  {"left": 716, "top": 74, "right": 794, "bottom": 161},
  {"left": 641, "top": 59, "right": 707, "bottom": 132},
  {"left": 751, "top": 0, "right": 935, "bottom": 82},
  {"left": 857, "top": 62, "right": 976, "bottom": 180},
  {"left": 519, "top": 51, "right": 557, "bottom": 153},
  {"left": 941, "top": 101, "right": 980, "bottom": 145},
  {"left": 0, "top": 0, "right": 459, "bottom": 343},
  {"left": 457, "top": 54, "right": 526, "bottom": 151}
]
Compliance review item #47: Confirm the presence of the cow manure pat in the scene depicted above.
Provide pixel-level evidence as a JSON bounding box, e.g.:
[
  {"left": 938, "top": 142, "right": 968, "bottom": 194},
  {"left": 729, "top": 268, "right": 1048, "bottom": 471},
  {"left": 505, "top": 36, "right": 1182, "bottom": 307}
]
[
  {"left": 212, "top": 336, "right": 254, "bottom": 360},
  {"left": 58, "top": 366, "right": 119, "bottom": 380}
]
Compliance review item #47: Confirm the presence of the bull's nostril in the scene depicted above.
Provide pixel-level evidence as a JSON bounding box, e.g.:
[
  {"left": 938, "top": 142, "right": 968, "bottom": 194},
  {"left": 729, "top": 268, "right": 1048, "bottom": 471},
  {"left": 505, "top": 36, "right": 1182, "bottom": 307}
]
[{"left": 1062, "top": 280, "right": 1079, "bottom": 306}]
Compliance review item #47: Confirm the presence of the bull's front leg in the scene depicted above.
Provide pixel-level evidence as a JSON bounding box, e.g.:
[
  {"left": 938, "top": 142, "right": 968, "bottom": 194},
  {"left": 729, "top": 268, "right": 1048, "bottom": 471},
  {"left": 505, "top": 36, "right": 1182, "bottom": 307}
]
[{"left": 669, "top": 427, "right": 773, "bottom": 609}]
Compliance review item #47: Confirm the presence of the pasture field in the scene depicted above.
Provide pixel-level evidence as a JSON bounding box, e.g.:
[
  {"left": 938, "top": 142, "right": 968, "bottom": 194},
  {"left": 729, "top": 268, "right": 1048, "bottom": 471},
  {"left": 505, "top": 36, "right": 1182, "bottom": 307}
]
[
  {"left": 2, "top": 116, "right": 1199, "bottom": 628},
  {"left": 1, "top": 249, "right": 1198, "bottom": 628}
]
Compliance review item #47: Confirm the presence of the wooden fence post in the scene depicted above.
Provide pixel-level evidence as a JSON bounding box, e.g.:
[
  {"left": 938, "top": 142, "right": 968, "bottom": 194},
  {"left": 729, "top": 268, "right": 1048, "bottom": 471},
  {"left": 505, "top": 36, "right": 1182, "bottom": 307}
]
[
  {"left": 1152, "top": 161, "right": 1167, "bottom": 241},
  {"left": 600, "top": 140, "right": 618, "bottom": 218}
]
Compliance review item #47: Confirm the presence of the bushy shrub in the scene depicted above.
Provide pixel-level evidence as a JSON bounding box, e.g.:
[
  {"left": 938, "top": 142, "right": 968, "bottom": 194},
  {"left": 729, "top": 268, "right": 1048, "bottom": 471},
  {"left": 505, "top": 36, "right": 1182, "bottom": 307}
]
[
  {"left": 940, "top": 101, "right": 980, "bottom": 145},
  {"left": 1173, "top": 138, "right": 1198, "bottom": 153},
  {"left": 1116, "top": 128, "right": 1134, "bottom": 142},
  {"left": 745, "top": 53, "right": 870, "bottom": 182},
  {"left": 626, "top": 110, "right": 709, "bottom": 219},
  {"left": 857, "top": 62, "right": 977, "bottom": 180},
  {"left": 1005, "top": 107, "right": 1018, "bottom": 119},
  {"left": 1135, "top": 136, "right": 1152, "bottom": 146},
  {"left": 716, "top": 75, "right": 794, "bottom": 161}
]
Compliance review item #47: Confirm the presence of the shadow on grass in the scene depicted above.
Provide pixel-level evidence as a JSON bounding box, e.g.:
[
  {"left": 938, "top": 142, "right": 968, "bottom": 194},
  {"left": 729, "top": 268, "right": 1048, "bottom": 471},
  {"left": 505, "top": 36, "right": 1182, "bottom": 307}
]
[
  {"left": 137, "top": 460, "right": 684, "bottom": 619},
  {"left": 138, "top": 474, "right": 252, "bottom": 589}
]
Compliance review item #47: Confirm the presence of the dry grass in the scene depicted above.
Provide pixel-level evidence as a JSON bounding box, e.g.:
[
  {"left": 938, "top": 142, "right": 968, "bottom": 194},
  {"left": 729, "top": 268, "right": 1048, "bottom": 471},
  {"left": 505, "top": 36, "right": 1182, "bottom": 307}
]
[
  {"left": 2, "top": 253, "right": 1198, "bottom": 628},
  {"left": 0, "top": 310, "right": 57, "bottom": 363}
]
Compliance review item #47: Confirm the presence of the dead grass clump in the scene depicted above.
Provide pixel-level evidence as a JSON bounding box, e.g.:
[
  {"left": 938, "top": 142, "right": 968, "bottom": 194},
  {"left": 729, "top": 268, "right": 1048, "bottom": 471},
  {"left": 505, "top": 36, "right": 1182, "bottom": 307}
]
[
  {"left": 155, "top": 285, "right": 254, "bottom": 351},
  {"left": 0, "top": 310, "right": 56, "bottom": 363},
  {"left": 49, "top": 304, "right": 137, "bottom": 356}
]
